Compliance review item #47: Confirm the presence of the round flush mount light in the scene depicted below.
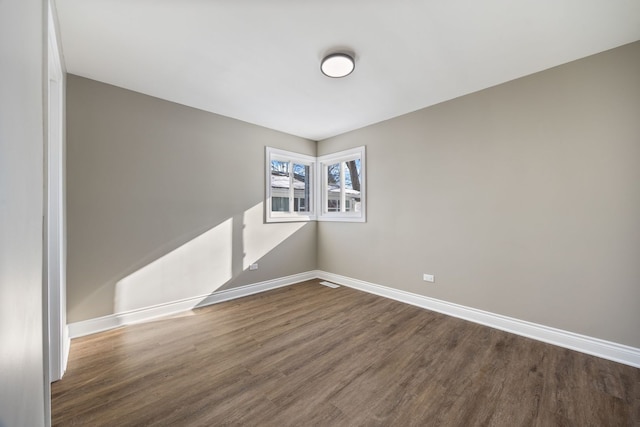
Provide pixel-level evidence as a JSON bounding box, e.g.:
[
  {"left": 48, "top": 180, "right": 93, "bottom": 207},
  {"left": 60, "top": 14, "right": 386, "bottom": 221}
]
[{"left": 321, "top": 53, "right": 355, "bottom": 78}]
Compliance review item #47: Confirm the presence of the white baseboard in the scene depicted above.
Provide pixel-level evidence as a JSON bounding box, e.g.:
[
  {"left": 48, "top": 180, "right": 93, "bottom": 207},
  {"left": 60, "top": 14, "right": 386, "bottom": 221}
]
[
  {"left": 316, "top": 271, "right": 640, "bottom": 368},
  {"left": 68, "top": 271, "right": 317, "bottom": 339},
  {"left": 68, "top": 269, "right": 640, "bottom": 368}
]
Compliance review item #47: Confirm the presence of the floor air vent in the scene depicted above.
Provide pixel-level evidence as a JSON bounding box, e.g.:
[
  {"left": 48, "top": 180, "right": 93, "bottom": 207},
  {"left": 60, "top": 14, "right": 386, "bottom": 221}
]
[{"left": 319, "top": 281, "right": 340, "bottom": 289}]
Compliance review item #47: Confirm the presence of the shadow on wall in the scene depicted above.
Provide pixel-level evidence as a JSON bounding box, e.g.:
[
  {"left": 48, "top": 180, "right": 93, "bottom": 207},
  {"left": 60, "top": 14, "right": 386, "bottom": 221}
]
[{"left": 114, "top": 202, "right": 306, "bottom": 314}]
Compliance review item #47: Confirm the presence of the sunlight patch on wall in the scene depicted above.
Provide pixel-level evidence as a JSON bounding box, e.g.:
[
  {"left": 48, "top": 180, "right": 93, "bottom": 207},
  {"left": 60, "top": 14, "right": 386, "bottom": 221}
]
[
  {"left": 243, "top": 202, "right": 306, "bottom": 270},
  {"left": 115, "top": 218, "right": 233, "bottom": 313}
]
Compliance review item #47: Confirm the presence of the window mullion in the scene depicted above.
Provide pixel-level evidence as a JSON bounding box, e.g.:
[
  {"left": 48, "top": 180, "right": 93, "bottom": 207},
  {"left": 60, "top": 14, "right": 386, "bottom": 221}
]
[
  {"left": 323, "top": 164, "right": 328, "bottom": 214},
  {"left": 340, "top": 161, "right": 346, "bottom": 213},
  {"left": 288, "top": 161, "right": 294, "bottom": 213}
]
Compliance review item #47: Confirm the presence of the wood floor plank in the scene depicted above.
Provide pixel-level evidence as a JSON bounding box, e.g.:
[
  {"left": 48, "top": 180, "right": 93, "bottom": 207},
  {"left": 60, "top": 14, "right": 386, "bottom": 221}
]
[{"left": 52, "top": 279, "right": 640, "bottom": 426}]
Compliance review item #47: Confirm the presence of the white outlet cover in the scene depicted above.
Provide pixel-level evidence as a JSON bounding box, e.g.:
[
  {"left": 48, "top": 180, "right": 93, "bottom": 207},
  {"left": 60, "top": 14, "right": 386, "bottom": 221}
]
[{"left": 423, "top": 274, "right": 435, "bottom": 283}]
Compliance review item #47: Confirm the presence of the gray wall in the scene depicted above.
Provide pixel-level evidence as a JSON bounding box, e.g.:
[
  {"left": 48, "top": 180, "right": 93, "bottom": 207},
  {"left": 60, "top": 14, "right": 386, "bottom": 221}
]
[
  {"left": 318, "top": 42, "right": 640, "bottom": 348},
  {"left": 66, "top": 75, "right": 317, "bottom": 323},
  {"left": 0, "top": 0, "right": 48, "bottom": 425},
  {"left": 68, "top": 42, "right": 640, "bottom": 349}
]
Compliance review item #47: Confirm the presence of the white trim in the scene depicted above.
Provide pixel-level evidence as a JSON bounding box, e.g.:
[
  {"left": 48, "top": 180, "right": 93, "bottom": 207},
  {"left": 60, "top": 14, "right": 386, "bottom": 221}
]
[
  {"left": 316, "top": 271, "right": 640, "bottom": 368},
  {"left": 68, "top": 271, "right": 317, "bottom": 338},
  {"left": 62, "top": 325, "right": 70, "bottom": 370},
  {"left": 317, "top": 146, "right": 366, "bottom": 223},
  {"left": 265, "top": 147, "right": 316, "bottom": 223},
  {"left": 68, "top": 270, "right": 640, "bottom": 368},
  {"left": 265, "top": 146, "right": 366, "bottom": 223},
  {"left": 47, "top": 3, "right": 68, "bottom": 382}
]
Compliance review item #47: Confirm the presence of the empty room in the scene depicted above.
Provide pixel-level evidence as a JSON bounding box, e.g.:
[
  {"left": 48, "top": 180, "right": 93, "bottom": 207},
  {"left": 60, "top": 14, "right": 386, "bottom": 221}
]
[{"left": 1, "top": 0, "right": 639, "bottom": 426}]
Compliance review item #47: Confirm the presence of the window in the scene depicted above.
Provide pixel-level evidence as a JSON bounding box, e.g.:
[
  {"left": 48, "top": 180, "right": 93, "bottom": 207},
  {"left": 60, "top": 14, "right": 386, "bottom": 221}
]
[
  {"left": 265, "top": 147, "right": 315, "bottom": 222},
  {"left": 318, "top": 146, "right": 366, "bottom": 222},
  {"left": 265, "top": 146, "right": 366, "bottom": 223}
]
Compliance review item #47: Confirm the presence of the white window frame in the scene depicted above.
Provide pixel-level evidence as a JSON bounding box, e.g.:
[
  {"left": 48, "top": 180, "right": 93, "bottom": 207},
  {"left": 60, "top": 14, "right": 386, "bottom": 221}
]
[
  {"left": 317, "top": 146, "right": 366, "bottom": 222},
  {"left": 265, "top": 146, "right": 366, "bottom": 223},
  {"left": 265, "top": 147, "right": 316, "bottom": 223}
]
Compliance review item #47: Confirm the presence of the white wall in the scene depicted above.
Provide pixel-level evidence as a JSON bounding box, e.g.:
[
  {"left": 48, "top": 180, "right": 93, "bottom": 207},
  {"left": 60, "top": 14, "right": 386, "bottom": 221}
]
[{"left": 0, "top": 0, "right": 49, "bottom": 425}]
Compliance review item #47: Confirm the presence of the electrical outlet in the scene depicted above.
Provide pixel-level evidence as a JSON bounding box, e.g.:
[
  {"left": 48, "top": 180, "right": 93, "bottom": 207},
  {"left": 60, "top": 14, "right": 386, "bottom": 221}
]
[
  {"left": 249, "top": 263, "right": 258, "bottom": 271},
  {"left": 423, "top": 273, "right": 434, "bottom": 283}
]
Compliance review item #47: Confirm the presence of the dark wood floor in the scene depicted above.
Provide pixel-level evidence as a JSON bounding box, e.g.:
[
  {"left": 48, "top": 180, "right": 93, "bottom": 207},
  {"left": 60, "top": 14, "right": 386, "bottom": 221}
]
[{"left": 52, "top": 280, "right": 639, "bottom": 426}]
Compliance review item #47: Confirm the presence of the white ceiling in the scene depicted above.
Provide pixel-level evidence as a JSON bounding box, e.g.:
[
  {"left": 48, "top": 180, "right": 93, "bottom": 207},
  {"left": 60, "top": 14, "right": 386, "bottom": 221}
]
[{"left": 54, "top": 0, "right": 640, "bottom": 141}]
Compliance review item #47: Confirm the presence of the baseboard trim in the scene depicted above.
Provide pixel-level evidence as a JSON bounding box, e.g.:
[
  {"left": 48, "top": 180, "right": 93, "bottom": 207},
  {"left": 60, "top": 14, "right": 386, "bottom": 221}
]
[
  {"left": 68, "top": 270, "right": 640, "bottom": 368},
  {"left": 316, "top": 271, "right": 640, "bottom": 368},
  {"left": 68, "top": 271, "right": 317, "bottom": 339}
]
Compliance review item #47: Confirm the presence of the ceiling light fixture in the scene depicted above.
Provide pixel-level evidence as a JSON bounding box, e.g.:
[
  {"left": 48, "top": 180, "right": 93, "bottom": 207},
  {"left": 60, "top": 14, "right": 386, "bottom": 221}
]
[{"left": 321, "top": 53, "right": 355, "bottom": 78}]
